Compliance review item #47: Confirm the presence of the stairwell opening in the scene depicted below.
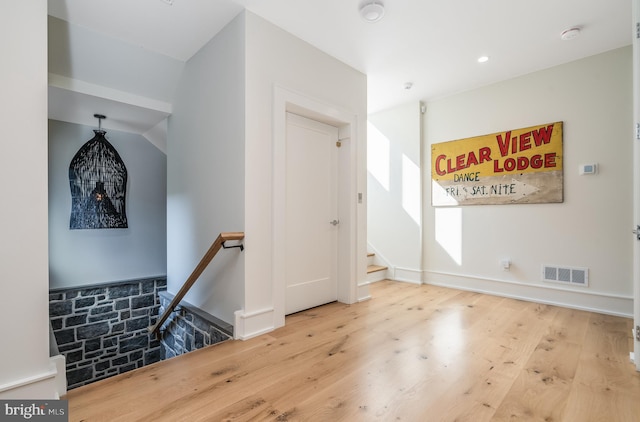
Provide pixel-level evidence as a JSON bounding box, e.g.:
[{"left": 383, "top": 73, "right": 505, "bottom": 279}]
[{"left": 49, "top": 277, "right": 231, "bottom": 390}]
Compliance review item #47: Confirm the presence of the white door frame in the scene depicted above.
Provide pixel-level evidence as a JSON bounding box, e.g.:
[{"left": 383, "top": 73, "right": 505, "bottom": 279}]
[
  {"left": 632, "top": 0, "right": 640, "bottom": 371},
  {"left": 273, "top": 85, "right": 362, "bottom": 329}
]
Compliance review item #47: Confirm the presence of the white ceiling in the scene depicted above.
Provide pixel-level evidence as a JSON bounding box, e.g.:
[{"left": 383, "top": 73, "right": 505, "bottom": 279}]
[{"left": 48, "top": 0, "right": 632, "bottom": 122}]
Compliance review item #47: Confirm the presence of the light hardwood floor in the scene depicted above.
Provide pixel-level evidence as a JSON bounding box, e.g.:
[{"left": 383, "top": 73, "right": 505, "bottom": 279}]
[{"left": 66, "top": 280, "right": 640, "bottom": 421}]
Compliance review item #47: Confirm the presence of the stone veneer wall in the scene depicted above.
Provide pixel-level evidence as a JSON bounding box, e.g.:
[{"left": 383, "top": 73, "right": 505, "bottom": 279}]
[
  {"left": 49, "top": 277, "right": 167, "bottom": 389},
  {"left": 158, "top": 291, "right": 232, "bottom": 359}
]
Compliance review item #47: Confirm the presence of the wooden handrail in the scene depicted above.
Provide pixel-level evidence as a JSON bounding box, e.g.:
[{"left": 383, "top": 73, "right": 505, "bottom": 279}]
[{"left": 149, "top": 232, "right": 244, "bottom": 335}]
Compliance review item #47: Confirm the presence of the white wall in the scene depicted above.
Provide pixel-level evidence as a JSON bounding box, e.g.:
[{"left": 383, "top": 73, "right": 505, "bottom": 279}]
[
  {"left": 48, "top": 16, "right": 184, "bottom": 103},
  {"left": 0, "top": 1, "right": 60, "bottom": 399},
  {"left": 48, "top": 120, "right": 167, "bottom": 288},
  {"left": 368, "top": 102, "right": 422, "bottom": 282},
  {"left": 423, "top": 47, "right": 633, "bottom": 316},
  {"left": 167, "top": 13, "right": 246, "bottom": 326},
  {"left": 240, "top": 12, "right": 368, "bottom": 338}
]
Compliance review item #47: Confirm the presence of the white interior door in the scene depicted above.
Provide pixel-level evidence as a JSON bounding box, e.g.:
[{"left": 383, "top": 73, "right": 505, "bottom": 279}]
[
  {"left": 285, "top": 112, "right": 339, "bottom": 315},
  {"left": 633, "top": 0, "right": 640, "bottom": 372}
]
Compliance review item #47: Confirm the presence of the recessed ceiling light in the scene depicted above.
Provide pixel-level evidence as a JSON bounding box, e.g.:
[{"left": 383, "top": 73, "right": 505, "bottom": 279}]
[
  {"left": 560, "top": 27, "right": 581, "bottom": 41},
  {"left": 360, "top": 1, "right": 385, "bottom": 23},
  {"left": 477, "top": 56, "right": 489, "bottom": 63}
]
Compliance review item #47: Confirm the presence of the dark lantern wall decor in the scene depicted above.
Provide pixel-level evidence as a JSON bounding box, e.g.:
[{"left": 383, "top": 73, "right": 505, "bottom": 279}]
[{"left": 69, "top": 114, "right": 128, "bottom": 229}]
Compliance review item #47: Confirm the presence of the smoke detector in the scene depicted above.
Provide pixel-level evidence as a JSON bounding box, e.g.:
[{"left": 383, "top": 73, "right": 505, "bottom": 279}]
[
  {"left": 560, "top": 27, "right": 581, "bottom": 41},
  {"left": 360, "top": 1, "right": 385, "bottom": 23}
]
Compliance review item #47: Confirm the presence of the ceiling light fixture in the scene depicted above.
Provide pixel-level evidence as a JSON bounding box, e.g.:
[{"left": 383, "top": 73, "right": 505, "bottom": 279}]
[
  {"left": 360, "top": 1, "right": 386, "bottom": 23},
  {"left": 560, "top": 27, "right": 581, "bottom": 41},
  {"left": 477, "top": 56, "right": 489, "bottom": 63}
]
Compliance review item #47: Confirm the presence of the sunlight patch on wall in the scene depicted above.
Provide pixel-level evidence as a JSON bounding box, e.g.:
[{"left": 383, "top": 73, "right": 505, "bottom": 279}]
[
  {"left": 367, "top": 121, "right": 390, "bottom": 191},
  {"left": 435, "top": 207, "right": 462, "bottom": 265},
  {"left": 402, "top": 154, "right": 421, "bottom": 226}
]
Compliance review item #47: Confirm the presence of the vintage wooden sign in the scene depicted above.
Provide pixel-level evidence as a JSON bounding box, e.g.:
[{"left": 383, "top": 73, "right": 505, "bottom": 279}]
[{"left": 431, "top": 122, "right": 563, "bottom": 206}]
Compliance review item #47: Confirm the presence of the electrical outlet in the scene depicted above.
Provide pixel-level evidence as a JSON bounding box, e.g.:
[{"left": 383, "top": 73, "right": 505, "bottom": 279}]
[{"left": 501, "top": 259, "right": 511, "bottom": 271}]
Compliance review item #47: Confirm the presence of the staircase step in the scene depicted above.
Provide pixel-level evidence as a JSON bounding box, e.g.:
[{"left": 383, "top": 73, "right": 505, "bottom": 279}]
[
  {"left": 367, "top": 264, "right": 387, "bottom": 274},
  {"left": 367, "top": 252, "right": 376, "bottom": 266}
]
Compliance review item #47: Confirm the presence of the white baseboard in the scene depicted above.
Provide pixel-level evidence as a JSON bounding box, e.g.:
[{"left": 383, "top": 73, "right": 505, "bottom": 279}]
[
  {"left": 234, "top": 308, "right": 275, "bottom": 340},
  {"left": 423, "top": 270, "right": 633, "bottom": 318},
  {"left": 0, "top": 357, "right": 64, "bottom": 399},
  {"left": 51, "top": 355, "right": 66, "bottom": 398},
  {"left": 390, "top": 267, "right": 422, "bottom": 285},
  {"left": 366, "top": 243, "right": 423, "bottom": 285},
  {"left": 357, "top": 281, "right": 372, "bottom": 302}
]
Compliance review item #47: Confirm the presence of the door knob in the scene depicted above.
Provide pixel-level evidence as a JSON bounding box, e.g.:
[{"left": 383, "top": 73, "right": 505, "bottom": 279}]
[{"left": 329, "top": 219, "right": 340, "bottom": 226}]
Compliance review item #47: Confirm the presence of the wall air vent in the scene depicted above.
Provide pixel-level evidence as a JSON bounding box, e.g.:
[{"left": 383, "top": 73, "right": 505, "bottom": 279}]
[{"left": 542, "top": 265, "right": 588, "bottom": 287}]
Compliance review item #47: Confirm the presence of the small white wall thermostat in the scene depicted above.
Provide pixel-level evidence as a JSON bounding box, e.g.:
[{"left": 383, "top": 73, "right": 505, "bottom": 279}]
[{"left": 579, "top": 163, "right": 597, "bottom": 175}]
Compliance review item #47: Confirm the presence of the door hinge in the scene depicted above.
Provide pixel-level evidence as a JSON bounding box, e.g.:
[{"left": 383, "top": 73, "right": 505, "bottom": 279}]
[
  {"left": 634, "top": 225, "right": 640, "bottom": 240},
  {"left": 636, "top": 326, "right": 640, "bottom": 342},
  {"left": 636, "top": 123, "right": 640, "bottom": 140},
  {"left": 637, "top": 22, "right": 640, "bottom": 39}
]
